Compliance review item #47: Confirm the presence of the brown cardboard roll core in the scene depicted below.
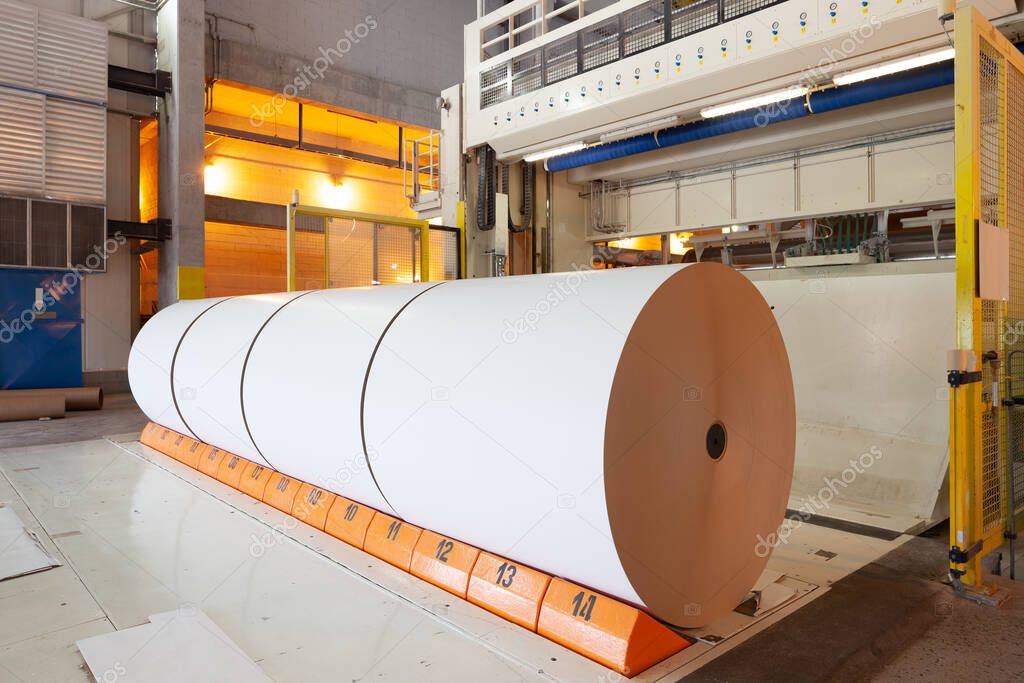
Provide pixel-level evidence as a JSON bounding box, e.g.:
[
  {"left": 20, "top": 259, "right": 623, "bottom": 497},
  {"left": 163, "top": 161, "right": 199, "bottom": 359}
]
[
  {"left": 0, "top": 388, "right": 103, "bottom": 411},
  {"left": 604, "top": 262, "right": 795, "bottom": 627}
]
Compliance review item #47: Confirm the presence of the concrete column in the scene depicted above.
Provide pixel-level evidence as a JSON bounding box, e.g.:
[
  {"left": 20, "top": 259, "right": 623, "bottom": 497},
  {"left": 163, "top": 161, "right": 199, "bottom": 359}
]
[{"left": 157, "top": 0, "right": 206, "bottom": 306}]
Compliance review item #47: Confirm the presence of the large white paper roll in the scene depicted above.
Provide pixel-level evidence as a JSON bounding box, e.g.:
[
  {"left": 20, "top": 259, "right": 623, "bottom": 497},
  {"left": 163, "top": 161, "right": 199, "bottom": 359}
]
[
  {"left": 129, "top": 263, "right": 795, "bottom": 627},
  {"left": 128, "top": 297, "right": 227, "bottom": 438},
  {"left": 173, "top": 292, "right": 306, "bottom": 465},
  {"left": 242, "top": 284, "right": 438, "bottom": 513}
]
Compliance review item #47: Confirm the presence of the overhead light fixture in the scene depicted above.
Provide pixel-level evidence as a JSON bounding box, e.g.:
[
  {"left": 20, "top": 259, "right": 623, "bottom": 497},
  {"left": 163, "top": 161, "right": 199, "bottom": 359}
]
[
  {"left": 700, "top": 86, "right": 808, "bottom": 119},
  {"left": 599, "top": 116, "right": 680, "bottom": 143},
  {"left": 523, "top": 141, "right": 586, "bottom": 163},
  {"left": 203, "top": 162, "right": 225, "bottom": 194},
  {"left": 832, "top": 48, "right": 954, "bottom": 86},
  {"left": 322, "top": 178, "right": 353, "bottom": 208}
]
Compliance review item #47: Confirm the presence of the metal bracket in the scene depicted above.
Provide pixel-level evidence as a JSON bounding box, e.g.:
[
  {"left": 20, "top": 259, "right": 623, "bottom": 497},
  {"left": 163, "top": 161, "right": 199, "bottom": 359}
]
[
  {"left": 949, "top": 541, "right": 982, "bottom": 565},
  {"left": 947, "top": 370, "right": 983, "bottom": 388}
]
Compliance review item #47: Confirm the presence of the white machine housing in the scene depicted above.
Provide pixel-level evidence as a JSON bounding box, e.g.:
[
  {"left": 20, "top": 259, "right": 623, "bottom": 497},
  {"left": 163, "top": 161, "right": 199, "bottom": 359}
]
[{"left": 463, "top": 0, "right": 1014, "bottom": 158}]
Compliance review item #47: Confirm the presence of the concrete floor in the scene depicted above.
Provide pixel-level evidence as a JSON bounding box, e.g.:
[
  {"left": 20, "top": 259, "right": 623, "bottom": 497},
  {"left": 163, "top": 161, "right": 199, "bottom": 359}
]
[
  {"left": 1, "top": 396, "right": 1022, "bottom": 682},
  {"left": 0, "top": 393, "right": 148, "bottom": 450}
]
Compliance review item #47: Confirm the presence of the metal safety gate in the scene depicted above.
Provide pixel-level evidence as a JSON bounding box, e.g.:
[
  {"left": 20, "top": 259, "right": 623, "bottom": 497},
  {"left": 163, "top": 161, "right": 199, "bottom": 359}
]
[{"left": 949, "top": 7, "right": 1024, "bottom": 591}]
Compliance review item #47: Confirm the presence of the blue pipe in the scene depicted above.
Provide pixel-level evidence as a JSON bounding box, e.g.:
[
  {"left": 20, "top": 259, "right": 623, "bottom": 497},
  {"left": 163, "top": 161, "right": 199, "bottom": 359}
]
[{"left": 544, "top": 60, "right": 953, "bottom": 173}]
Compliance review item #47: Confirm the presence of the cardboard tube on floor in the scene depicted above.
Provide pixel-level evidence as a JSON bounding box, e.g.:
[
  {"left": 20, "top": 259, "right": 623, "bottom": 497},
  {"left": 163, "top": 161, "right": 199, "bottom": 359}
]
[
  {"left": 0, "top": 388, "right": 103, "bottom": 411},
  {"left": 0, "top": 394, "right": 65, "bottom": 422}
]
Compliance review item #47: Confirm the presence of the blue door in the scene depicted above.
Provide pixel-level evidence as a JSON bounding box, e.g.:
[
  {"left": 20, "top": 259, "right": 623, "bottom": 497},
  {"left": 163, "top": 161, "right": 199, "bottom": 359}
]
[{"left": 0, "top": 268, "right": 83, "bottom": 389}]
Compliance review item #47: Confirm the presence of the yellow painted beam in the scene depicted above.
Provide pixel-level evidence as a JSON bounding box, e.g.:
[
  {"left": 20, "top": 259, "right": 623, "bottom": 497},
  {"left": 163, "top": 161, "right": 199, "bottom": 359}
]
[{"left": 457, "top": 200, "right": 467, "bottom": 280}]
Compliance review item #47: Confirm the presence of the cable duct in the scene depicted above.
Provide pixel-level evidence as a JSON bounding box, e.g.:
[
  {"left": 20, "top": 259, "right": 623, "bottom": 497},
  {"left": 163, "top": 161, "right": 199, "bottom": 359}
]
[
  {"left": 476, "top": 145, "right": 496, "bottom": 231},
  {"left": 544, "top": 59, "right": 960, "bottom": 173},
  {"left": 501, "top": 161, "right": 536, "bottom": 233}
]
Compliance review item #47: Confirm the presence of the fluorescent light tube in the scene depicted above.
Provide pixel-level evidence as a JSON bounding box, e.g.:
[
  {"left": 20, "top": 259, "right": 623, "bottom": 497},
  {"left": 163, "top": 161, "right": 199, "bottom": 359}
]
[
  {"left": 700, "top": 86, "right": 809, "bottom": 119},
  {"left": 523, "top": 142, "right": 586, "bottom": 163},
  {"left": 832, "top": 48, "right": 954, "bottom": 86}
]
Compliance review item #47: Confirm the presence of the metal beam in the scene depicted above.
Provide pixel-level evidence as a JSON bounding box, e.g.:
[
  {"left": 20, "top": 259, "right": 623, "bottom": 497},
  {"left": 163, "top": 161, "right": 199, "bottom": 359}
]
[
  {"left": 205, "top": 195, "right": 285, "bottom": 230},
  {"left": 108, "top": 65, "right": 172, "bottom": 98},
  {"left": 108, "top": 218, "right": 171, "bottom": 241}
]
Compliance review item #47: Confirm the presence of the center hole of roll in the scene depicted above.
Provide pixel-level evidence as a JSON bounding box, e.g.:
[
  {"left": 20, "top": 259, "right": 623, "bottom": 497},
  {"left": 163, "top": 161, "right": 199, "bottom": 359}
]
[{"left": 706, "top": 422, "right": 727, "bottom": 461}]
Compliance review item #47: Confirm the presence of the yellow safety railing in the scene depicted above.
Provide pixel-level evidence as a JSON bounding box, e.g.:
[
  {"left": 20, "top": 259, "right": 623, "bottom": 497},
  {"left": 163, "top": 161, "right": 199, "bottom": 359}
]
[{"left": 285, "top": 196, "right": 464, "bottom": 292}]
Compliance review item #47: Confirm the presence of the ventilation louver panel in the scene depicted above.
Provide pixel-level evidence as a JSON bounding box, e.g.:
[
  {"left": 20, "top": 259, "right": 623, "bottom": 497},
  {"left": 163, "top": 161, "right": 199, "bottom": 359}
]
[
  {"left": 0, "top": 87, "right": 45, "bottom": 196},
  {"left": 45, "top": 99, "right": 106, "bottom": 204},
  {"left": 36, "top": 7, "right": 108, "bottom": 103},
  {"left": 0, "top": 0, "right": 36, "bottom": 89}
]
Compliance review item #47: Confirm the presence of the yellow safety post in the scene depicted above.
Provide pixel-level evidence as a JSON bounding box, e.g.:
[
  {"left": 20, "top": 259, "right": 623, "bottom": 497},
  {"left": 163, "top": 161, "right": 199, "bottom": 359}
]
[{"left": 949, "top": 6, "right": 1024, "bottom": 600}]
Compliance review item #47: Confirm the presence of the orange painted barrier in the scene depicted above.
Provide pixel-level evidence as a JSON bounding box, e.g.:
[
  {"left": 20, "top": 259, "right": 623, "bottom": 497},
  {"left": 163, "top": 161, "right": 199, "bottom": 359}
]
[
  {"left": 537, "top": 578, "right": 690, "bottom": 675},
  {"left": 215, "top": 454, "right": 248, "bottom": 489},
  {"left": 238, "top": 461, "right": 273, "bottom": 501},
  {"left": 468, "top": 551, "right": 552, "bottom": 631},
  {"left": 291, "top": 484, "right": 336, "bottom": 531},
  {"left": 410, "top": 530, "right": 481, "bottom": 599},
  {"left": 262, "top": 472, "right": 301, "bottom": 514},
  {"left": 196, "top": 446, "right": 225, "bottom": 477},
  {"left": 363, "top": 512, "right": 422, "bottom": 571},
  {"left": 323, "top": 496, "right": 375, "bottom": 548}
]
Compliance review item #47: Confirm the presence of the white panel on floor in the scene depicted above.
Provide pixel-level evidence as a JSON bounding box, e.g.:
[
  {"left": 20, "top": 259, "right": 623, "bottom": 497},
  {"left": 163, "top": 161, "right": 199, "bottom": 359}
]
[
  {"left": 78, "top": 609, "right": 272, "bottom": 683},
  {"left": 0, "top": 505, "right": 59, "bottom": 580}
]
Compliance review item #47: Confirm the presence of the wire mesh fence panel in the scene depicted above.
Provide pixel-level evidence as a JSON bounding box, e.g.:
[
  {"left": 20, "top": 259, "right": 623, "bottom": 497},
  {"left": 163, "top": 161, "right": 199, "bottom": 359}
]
[
  {"left": 293, "top": 213, "right": 327, "bottom": 291},
  {"left": 374, "top": 223, "right": 417, "bottom": 286},
  {"left": 1008, "top": 57, "right": 1024, "bottom": 515},
  {"left": 429, "top": 228, "right": 460, "bottom": 281},
  {"left": 326, "top": 217, "right": 375, "bottom": 288}
]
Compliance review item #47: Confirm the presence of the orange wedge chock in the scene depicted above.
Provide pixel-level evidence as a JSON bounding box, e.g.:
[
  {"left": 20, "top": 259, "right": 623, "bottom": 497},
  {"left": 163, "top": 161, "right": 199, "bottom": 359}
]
[
  {"left": 537, "top": 577, "right": 690, "bottom": 676},
  {"left": 291, "top": 484, "right": 336, "bottom": 531},
  {"left": 167, "top": 432, "right": 193, "bottom": 464},
  {"left": 216, "top": 454, "right": 249, "bottom": 489},
  {"left": 410, "top": 530, "right": 481, "bottom": 599},
  {"left": 323, "top": 496, "right": 376, "bottom": 549},
  {"left": 467, "top": 551, "right": 552, "bottom": 631},
  {"left": 262, "top": 472, "right": 301, "bottom": 513},
  {"left": 238, "top": 461, "right": 274, "bottom": 500},
  {"left": 196, "top": 445, "right": 225, "bottom": 477},
  {"left": 139, "top": 422, "right": 162, "bottom": 449},
  {"left": 363, "top": 512, "right": 422, "bottom": 571},
  {"left": 177, "top": 438, "right": 210, "bottom": 471}
]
